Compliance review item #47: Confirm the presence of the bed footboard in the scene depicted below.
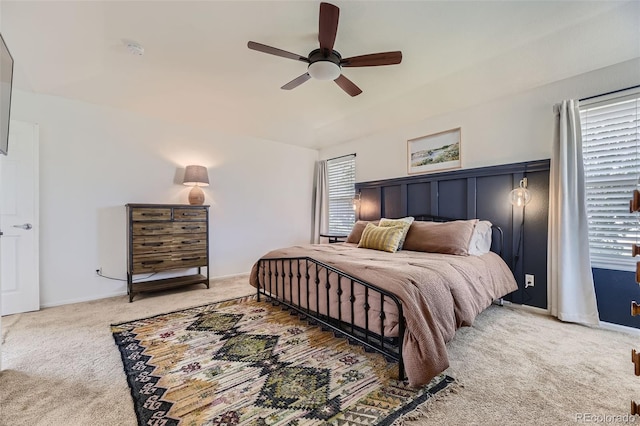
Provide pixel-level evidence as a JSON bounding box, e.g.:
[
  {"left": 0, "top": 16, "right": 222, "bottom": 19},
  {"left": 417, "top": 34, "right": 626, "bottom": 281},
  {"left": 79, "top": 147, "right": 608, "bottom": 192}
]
[{"left": 256, "top": 256, "right": 406, "bottom": 380}]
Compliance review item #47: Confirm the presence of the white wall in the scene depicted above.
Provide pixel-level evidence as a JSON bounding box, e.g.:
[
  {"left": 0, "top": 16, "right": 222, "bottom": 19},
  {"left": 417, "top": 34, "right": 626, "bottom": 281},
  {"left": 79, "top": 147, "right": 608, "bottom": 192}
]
[
  {"left": 319, "top": 59, "right": 640, "bottom": 183},
  {"left": 11, "top": 90, "right": 318, "bottom": 307}
]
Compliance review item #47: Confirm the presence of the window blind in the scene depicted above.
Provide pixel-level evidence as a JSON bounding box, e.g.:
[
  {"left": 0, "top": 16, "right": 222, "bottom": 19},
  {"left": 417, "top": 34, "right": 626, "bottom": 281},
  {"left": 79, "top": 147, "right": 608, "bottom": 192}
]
[
  {"left": 327, "top": 154, "right": 356, "bottom": 235},
  {"left": 581, "top": 91, "right": 640, "bottom": 271}
]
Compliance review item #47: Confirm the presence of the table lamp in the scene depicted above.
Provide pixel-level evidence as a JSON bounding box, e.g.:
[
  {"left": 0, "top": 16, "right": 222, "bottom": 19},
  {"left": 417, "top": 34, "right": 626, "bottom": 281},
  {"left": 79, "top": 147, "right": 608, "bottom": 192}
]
[{"left": 182, "top": 165, "right": 209, "bottom": 205}]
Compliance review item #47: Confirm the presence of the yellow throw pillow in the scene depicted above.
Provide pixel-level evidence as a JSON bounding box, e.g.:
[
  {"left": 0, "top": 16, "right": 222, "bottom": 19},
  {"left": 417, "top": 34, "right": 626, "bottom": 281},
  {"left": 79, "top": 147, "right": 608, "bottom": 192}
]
[
  {"left": 357, "top": 223, "right": 406, "bottom": 253},
  {"left": 379, "top": 217, "right": 414, "bottom": 250}
]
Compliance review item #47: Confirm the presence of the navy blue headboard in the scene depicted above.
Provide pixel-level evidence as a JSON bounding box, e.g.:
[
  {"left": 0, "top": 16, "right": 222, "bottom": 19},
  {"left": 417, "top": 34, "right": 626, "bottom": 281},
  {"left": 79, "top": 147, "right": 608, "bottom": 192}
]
[{"left": 355, "top": 159, "right": 550, "bottom": 309}]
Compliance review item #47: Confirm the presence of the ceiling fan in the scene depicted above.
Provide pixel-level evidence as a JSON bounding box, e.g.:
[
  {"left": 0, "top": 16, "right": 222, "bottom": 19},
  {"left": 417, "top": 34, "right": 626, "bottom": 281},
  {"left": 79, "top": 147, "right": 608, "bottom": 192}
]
[{"left": 247, "top": 2, "right": 402, "bottom": 97}]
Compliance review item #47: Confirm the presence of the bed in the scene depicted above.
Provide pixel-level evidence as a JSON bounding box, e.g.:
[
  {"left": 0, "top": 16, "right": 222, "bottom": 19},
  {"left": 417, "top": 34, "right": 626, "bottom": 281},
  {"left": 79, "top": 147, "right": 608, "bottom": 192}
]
[{"left": 249, "top": 216, "right": 518, "bottom": 387}]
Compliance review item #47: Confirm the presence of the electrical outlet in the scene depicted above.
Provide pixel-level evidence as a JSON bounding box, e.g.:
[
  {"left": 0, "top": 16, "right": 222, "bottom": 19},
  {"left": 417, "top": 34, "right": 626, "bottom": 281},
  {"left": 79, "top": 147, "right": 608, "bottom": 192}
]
[
  {"left": 525, "top": 274, "right": 535, "bottom": 288},
  {"left": 96, "top": 267, "right": 102, "bottom": 276}
]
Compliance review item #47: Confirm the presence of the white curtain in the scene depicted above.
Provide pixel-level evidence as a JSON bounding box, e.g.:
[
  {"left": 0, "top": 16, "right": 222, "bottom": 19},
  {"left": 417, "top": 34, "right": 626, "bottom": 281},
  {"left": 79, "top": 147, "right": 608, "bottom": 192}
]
[
  {"left": 549, "top": 100, "right": 600, "bottom": 326},
  {"left": 311, "top": 160, "right": 329, "bottom": 244}
]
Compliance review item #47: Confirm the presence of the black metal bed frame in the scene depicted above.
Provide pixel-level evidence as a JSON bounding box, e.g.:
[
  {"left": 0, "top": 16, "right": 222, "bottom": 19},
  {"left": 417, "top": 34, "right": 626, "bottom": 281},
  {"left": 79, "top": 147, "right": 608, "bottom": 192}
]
[
  {"left": 257, "top": 256, "right": 406, "bottom": 378},
  {"left": 256, "top": 215, "right": 505, "bottom": 381}
]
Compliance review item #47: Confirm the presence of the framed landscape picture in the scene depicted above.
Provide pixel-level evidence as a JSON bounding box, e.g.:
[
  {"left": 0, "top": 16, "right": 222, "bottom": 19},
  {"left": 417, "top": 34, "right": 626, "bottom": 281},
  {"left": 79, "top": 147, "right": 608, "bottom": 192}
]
[{"left": 407, "top": 127, "right": 461, "bottom": 175}]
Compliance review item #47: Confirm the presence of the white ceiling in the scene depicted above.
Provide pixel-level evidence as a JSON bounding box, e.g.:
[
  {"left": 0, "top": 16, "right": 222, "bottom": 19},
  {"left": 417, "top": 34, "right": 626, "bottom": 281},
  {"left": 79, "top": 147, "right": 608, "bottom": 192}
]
[{"left": 2, "top": 1, "right": 639, "bottom": 149}]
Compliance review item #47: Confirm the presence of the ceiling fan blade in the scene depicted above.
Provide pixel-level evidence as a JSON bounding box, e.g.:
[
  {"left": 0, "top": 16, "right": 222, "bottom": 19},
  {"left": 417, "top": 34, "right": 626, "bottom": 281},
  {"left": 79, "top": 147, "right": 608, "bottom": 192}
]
[
  {"left": 341, "top": 51, "right": 403, "bottom": 67},
  {"left": 247, "top": 41, "right": 309, "bottom": 63},
  {"left": 318, "top": 2, "right": 339, "bottom": 55},
  {"left": 281, "top": 73, "right": 312, "bottom": 90},
  {"left": 334, "top": 74, "right": 362, "bottom": 97}
]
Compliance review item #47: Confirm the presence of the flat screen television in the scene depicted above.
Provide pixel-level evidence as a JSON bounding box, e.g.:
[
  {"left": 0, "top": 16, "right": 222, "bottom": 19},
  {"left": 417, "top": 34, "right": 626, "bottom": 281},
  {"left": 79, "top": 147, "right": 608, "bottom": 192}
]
[{"left": 0, "top": 33, "right": 14, "bottom": 156}]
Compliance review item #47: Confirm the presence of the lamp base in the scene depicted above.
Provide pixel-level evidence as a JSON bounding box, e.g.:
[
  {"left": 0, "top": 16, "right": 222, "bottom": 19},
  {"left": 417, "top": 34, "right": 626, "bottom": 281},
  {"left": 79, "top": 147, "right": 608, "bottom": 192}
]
[{"left": 188, "top": 186, "right": 205, "bottom": 205}]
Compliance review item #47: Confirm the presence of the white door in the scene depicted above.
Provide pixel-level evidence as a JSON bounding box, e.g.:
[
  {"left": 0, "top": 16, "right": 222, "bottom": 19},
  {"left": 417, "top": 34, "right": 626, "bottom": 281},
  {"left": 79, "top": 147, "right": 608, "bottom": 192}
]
[{"left": 1, "top": 121, "right": 39, "bottom": 316}]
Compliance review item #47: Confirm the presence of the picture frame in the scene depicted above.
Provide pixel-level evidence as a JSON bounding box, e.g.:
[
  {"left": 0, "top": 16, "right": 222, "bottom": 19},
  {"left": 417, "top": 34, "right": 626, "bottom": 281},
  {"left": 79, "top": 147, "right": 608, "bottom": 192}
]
[{"left": 407, "top": 127, "right": 461, "bottom": 175}]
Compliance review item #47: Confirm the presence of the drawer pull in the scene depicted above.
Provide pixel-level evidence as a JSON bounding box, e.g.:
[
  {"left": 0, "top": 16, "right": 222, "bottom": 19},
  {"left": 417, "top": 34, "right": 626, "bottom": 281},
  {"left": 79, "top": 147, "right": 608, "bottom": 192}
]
[
  {"left": 181, "top": 226, "right": 202, "bottom": 230},
  {"left": 142, "top": 242, "right": 164, "bottom": 247},
  {"left": 142, "top": 212, "right": 165, "bottom": 217},
  {"left": 181, "top": 212, "right": 200, "bottom": 216},
  {"left": 181, "top": 240, "right": 200, "bottom": 245},
  {"left": 141, "top": 226, "right": 165, "bottom": 231},
  {"left": 141, "top": 260, "right": 164, "bottom": 265},
  {"left": 181, "top": 256, "right": 200, "bottom": 261}
]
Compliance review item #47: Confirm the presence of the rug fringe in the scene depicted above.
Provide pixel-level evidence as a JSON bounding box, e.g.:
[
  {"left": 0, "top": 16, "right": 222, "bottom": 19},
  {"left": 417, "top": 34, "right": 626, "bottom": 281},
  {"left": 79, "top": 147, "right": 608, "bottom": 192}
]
[{"left": 391, "top": 378, "right": 463, "bottom": 426}]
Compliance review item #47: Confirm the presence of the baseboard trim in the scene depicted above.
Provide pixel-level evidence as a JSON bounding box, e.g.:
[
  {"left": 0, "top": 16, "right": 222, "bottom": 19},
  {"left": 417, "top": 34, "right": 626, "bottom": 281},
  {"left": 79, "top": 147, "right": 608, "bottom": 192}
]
[
  {"left": 39, "top": 272, "right": 251, "bottom": 309},
  {"left": 210, "top": 271, "right": 250, "bottom": 281},
  {"left": 599, "top": 321, "right": 640, "bottom": 336},
  {"left": 501, "top": 302, "right": 640, "bottom": 334},
  {"left": 40, "top": 290, "right": 128, "bottom": 308},
  {"left": 500, "top": 300, "right": 551, "bottom": 316}
]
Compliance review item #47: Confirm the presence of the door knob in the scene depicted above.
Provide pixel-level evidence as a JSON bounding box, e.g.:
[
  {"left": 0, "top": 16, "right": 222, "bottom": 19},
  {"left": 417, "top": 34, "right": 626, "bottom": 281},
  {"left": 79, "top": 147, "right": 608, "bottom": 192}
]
[{"left": 13, "top": 223, "right": 33, "bottom": 230}]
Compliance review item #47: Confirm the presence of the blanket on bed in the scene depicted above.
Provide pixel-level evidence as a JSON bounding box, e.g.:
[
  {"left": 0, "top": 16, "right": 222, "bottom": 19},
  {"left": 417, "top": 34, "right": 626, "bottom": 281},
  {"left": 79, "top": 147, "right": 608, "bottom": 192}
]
[{"left": 249, "top": 243, "right": 517, "bottom": 387}]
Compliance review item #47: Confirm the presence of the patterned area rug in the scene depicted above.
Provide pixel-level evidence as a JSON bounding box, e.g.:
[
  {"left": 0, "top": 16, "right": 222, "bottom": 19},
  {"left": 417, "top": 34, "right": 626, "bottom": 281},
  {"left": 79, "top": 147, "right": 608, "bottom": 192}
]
[{"left": 111, "top": 296, "right": 455, "bottom": 425}]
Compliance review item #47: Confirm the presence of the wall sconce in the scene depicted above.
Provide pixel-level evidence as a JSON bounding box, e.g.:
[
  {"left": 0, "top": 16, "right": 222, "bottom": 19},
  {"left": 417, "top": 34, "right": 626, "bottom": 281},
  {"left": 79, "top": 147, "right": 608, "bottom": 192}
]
[
  {"left": 510, "top": 177, "right": 531, "bottom": 207},
  {"left": 182, "top": 165, "right": 210, "bottom": 205},
  {"left": 352, "top": 192, "right": 361, "bottom": 211}
]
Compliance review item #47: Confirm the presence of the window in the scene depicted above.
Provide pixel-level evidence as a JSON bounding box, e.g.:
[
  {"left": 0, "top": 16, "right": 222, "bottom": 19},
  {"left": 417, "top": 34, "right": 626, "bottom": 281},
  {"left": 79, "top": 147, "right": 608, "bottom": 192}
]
[
  {"left": 581, "top": 89, "right": 640, "bottom": 271},
  {"left": 327, "top": 154, "right": 356, "bottom": 235}
]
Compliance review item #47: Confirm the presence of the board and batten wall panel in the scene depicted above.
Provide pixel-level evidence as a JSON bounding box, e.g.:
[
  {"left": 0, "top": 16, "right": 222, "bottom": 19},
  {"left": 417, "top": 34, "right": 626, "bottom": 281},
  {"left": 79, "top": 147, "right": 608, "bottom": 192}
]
[
  {"left": 358, "top": 187, "right": 381, "bottom": 221},
  {"left": 355, "top": 160, "right": 550, "bottom": 309},
  {"left": 437, "top": 179, "right": 467, "bottom": 220},
  {"left": 519, "top": 170, "right": 550, "bottom": 308},
  {"left": 476, "top": 174, "right": 515, "bottom": 280},
  {"left": 382, "top": 186, "right": 403, "bottom": 219},
  {"left": 407, "top": 183, "right": 431, "bottom": 217}
]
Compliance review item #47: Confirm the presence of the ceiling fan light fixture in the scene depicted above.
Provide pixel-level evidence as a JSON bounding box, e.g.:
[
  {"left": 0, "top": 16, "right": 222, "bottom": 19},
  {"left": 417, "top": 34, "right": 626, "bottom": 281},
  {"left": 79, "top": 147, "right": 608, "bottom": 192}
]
[
  {"left": 308, "top": 61, "right": 341, "bottom": 81},
  {"left": 247, "top": 3, "right": 402, "bottom": 95}
]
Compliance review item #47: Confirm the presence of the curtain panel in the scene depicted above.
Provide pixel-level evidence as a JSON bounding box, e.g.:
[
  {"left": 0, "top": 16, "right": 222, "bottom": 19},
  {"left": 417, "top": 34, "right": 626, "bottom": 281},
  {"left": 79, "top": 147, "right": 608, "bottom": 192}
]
[
  {"left": 549, "top": 100, "right": 600, "bottom": 326},
  {"left": 311, "top": 160, "right": 329, "bottom": 244}
]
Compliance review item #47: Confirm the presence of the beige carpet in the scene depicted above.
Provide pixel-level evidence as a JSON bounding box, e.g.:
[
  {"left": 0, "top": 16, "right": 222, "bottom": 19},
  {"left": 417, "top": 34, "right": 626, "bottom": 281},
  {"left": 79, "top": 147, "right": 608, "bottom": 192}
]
[{"left": 1, "top": 275, "right": 638, "bottom": 425}]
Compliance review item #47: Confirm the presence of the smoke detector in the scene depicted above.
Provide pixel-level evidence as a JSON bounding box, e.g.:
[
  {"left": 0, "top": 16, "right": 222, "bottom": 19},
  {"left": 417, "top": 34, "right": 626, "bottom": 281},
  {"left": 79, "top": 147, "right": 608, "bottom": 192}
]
[{"left": 124, "top": 41, "right": 144, "bottom": 56}]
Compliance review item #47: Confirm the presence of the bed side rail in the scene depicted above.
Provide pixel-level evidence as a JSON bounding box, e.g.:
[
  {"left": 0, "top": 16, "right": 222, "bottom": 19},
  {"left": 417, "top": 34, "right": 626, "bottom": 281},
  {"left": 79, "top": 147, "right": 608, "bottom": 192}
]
[{"left": 256, "top": 256, "right": 405, "bottom": 380}]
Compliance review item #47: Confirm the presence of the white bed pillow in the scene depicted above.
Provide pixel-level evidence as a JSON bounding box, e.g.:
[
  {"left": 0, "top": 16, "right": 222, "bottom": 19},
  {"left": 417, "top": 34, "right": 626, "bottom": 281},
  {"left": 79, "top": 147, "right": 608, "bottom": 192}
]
[{"left": 468, "top": 220, "right": 493, "bottom": 256}]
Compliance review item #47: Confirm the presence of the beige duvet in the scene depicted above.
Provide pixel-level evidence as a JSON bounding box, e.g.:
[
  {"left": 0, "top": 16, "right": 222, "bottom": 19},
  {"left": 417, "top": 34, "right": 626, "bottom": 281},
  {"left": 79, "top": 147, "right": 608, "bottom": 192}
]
[{"left": 249, "top": 242, "right": 517, "bottom": 387}]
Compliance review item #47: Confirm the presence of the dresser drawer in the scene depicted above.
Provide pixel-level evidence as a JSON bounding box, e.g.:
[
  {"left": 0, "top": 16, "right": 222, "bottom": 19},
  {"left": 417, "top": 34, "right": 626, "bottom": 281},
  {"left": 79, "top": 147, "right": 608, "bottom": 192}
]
[
  {"left": 171, "top": 252, "right": 207, "bottom": 268},
  {"left": 132, "top": 222, "right": 174, "bottom": 236},
  {"left": 131, "top": 208, "right": 172, "bottom": 221},
  {"left": 173, "top": 221, "right": 207, "bottom": 234},
  {"left": 174, "top": 208, "right": 207, "bottom": 221},
  {"left": 172, "top": 234, "right": 207, "bottom": 252},
  {"left": 132, "top": 236, "right": 173, "bottom": 255},
  {"left": 132, "top": 252, "right": 207, "bottom": 273},
  {"left": 132, "top": 252, "right": 173, "bottom": 273}
]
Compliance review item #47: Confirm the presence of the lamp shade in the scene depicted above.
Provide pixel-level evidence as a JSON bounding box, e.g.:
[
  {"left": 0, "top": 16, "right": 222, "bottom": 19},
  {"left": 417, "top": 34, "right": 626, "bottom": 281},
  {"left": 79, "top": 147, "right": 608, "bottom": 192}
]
[
  {"left": 352, "top": 192, "right": 361, "bottom": 211},
  {"left": 183, "top": 165, "right": 209, "bottom": 187},
  {"left": 509, "top": 178, "right": 531, "bottom": 207}
]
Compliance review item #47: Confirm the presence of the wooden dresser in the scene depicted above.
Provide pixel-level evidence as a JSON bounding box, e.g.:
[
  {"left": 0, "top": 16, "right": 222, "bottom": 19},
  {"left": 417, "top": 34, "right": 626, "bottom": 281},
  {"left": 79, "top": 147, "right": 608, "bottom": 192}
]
[{"left": 126, "top": 203, "right": 209, "bottom": 302}]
